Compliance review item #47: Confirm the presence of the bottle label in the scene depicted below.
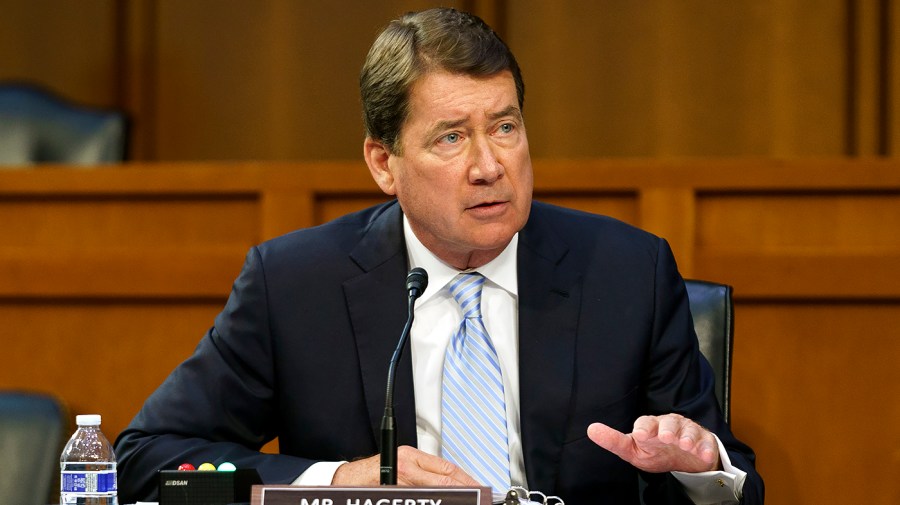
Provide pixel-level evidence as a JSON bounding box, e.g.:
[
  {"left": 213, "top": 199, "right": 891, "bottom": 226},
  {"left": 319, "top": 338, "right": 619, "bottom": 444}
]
[{"left": 61, "top": 470, "right": 117, "bottom": 494}]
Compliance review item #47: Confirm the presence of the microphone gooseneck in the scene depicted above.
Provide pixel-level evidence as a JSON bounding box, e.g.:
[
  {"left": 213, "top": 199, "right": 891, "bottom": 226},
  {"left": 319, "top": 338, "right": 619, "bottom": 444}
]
[{"left": 380, "top": 267, "right": 428, "bottom": 485}]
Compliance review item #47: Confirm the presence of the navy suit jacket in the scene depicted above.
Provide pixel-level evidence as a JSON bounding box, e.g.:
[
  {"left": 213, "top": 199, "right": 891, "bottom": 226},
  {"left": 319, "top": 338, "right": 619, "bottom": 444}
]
[{"left": 115, "top": 200, "right": 763, "bottom": 504}]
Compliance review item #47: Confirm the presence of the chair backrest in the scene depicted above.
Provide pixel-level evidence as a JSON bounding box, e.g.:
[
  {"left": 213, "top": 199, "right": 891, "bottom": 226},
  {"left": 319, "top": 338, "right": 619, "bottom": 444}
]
[
  {"left": 0, "top": 391, "right": 67, "bottom": 505},
  {"left": 0, "top": 82, "right": 127, "bottom": 165},
  {"left": 684, "top": 279, "right": 734, "bottom": 424}
]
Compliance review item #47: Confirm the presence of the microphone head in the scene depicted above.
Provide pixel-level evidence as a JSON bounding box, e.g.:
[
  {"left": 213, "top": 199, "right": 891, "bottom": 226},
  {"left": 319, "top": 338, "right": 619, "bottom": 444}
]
[{"left": 406, "top": 267, "right": 428, "bottom": 297}]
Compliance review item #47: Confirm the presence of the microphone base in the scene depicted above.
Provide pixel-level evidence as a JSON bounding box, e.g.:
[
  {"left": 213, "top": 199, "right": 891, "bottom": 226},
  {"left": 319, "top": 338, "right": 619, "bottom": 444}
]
[{"left": 380, "top": 413, "right": 397, "bottom": 485}]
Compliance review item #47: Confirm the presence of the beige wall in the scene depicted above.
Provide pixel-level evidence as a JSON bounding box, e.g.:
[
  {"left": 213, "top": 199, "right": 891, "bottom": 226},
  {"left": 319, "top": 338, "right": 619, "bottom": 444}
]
[{"left": 1, "top": 0, "right": 896, "bottom": 160}]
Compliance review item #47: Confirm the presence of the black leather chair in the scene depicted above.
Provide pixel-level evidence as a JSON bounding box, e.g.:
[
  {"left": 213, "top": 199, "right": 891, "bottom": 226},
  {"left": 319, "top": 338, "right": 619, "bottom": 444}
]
[
  {"left": 0, "top": 82, "right": 127, "bottom": 165},
  {"left": 0, "top": 391, "right": 68, "bottom": 505},
  {"left": 684, "top": 279, "right": 734, "bottom": 424}
]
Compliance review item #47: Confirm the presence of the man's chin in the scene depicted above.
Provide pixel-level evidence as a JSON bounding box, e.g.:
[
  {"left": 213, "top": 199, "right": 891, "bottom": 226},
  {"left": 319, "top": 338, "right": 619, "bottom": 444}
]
[{"left": 464, "top": 230, "right": 519, "bottom": 255}]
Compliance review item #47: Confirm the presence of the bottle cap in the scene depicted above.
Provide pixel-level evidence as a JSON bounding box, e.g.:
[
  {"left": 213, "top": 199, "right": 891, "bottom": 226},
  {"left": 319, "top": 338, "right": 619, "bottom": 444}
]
[{"left": 76, "top": 414, "right": 102, "bottom": 426}]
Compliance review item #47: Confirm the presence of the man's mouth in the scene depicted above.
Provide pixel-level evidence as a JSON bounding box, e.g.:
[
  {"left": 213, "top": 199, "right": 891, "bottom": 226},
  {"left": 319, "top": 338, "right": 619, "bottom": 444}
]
[{"left": 470, "top": 200, "right": 505, "bottom": 209}]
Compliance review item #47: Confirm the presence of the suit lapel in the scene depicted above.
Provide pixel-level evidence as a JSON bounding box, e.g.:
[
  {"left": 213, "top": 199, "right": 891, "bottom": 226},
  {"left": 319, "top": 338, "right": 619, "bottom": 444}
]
[
  {"left": 517, "top": 204, "right": 582, "bottom": 492},
  {"left": 343, "top": 202, "right": 419, "bottom": 449}
]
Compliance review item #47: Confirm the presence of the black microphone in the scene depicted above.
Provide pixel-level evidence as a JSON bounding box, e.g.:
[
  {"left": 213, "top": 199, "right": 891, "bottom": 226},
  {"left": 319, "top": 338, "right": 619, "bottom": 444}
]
[{"left": 380, "top": 267, "right": 428, "bottom": 485}]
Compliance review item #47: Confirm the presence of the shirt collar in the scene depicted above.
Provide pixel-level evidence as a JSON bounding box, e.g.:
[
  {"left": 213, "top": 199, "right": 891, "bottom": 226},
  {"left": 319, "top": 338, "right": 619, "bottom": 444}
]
[{"left": 403, "top": 215, "right": 519, "bottom": 303}]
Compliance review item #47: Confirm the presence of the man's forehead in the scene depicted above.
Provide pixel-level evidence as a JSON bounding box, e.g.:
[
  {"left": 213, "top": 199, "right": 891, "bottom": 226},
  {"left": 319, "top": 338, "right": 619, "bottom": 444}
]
[
  {"left": 407, "top": 71, "right": 519, "bottom": 121},
  {"left": 410, "top": 68, "right": 516, "bottom": 93}
]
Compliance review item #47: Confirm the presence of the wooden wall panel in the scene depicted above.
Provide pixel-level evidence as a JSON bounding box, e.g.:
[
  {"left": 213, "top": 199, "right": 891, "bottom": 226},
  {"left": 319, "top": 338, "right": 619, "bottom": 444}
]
[
  {"left": 0, "top": 189, "right": 259, "bottom": 298},
  {"left": 507, "top": 0, "right": 849, "bottom": 157},
  {"left": 697, "top": 193, "right": 900, "bottom": 251},
  {"left": 891, "top": 0, "right": 900, "bottom": 155},
  {"left": 145, "top": 0, "right": 468, "bottom": 161},
  {"left": 1, "top": 159, "right": 898, "bottom": 505},
  {"left": 733, "top": 302, "right": 900, "bottom": 505},
  {"left": 534, "top": 193, "right": 638, "bottom": 227},
  {"left": 0, "top": 0, "right": 120, "bottom": 107},
  {"left": 850, "top": 0, "right": 889, "bottom": 155},
  {"left": 4, "top": 0, "right": 898, "bottom": 160},
  {"left": 0, "top": 197, "right": 259, "bottom": 248},
  {"left": 314, "top": 195, "right": 388, "bottom": 225},
  {"left": 0, "top": 302, "right": 225, "bottom": 449},
  {"left": 693, "top": 191, "right": 900, "bottom": 299}
]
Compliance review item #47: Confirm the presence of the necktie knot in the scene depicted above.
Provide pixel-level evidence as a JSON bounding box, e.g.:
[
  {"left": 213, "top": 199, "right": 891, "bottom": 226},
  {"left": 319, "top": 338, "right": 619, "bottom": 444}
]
[{"left": 448, "top": 272, "right": 484, "bottom": 319}]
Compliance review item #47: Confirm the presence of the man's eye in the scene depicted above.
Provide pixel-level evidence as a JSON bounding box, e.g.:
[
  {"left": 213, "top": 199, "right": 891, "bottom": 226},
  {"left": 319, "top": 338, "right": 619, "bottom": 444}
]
[
  {"left": 442, "top": 133, "right": 461, "bottom": 144},
  {"left": 498, "top": 123, "right": 514, "bottom": 134}
]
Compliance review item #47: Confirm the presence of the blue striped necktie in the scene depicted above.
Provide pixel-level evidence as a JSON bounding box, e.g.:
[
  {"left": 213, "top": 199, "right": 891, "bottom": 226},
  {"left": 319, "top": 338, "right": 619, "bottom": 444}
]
[{"left": 441, "top": 272, "right": 511, "bottom": 493}]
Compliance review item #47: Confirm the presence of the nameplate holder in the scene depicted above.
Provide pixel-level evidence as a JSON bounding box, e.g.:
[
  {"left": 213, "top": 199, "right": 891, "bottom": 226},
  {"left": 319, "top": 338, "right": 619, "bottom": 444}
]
[{"left": 251, "top": 485, "right": 492, "bottom": 505}]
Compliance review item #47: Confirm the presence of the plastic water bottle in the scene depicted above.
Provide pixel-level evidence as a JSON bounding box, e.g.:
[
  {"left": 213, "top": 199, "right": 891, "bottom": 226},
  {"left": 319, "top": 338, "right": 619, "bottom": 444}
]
[{"left": 60, "top": 414, "right": 118, "bottom": 505}]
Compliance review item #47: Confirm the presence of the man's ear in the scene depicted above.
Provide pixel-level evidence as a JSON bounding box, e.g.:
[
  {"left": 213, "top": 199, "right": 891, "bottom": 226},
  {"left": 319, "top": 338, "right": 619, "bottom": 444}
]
[{"left": 363, "top": 137, "right": 397, "bottom": 195}]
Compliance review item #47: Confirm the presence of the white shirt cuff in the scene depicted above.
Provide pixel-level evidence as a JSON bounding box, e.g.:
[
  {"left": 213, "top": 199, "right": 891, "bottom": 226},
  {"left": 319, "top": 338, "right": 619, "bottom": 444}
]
[
  {"left": 671, "top": 435, "right": 747, "bottom": 505},
  {"left": 290, "top": 460, "right": 348, "bottom": 485}
]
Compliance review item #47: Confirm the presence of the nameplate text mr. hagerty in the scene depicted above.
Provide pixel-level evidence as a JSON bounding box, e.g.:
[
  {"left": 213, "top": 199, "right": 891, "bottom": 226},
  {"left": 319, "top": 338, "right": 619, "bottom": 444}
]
[{"left": 254, "top": 486, "right": 490, "bottom": 505}]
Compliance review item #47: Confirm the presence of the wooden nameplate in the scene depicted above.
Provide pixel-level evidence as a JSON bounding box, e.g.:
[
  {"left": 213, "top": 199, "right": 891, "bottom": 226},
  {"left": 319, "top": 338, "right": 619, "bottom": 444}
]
[{"left": 252, "top": 485, "right": 492, "bottom": 505}]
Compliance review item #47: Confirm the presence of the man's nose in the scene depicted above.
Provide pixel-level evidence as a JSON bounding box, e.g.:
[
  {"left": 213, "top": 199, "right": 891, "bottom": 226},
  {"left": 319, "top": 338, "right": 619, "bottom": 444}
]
[{"left": 468, "top": 137, "right": 504, "bottom": 184}]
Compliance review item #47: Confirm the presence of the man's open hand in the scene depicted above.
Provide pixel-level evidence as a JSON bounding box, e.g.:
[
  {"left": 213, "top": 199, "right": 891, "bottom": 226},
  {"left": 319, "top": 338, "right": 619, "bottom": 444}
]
[{"left": 587, "top": 413, "right": 721, "bottom": 474}]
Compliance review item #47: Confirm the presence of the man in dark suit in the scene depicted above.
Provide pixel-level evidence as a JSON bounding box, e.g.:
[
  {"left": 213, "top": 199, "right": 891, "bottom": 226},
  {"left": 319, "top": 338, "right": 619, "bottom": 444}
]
[{"left": 115, "top": 8, "right": 763, "bottom": 504}]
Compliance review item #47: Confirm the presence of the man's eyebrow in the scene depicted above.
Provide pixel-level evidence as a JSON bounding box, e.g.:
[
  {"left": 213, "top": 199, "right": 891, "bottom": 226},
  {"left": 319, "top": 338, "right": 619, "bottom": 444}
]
[
  {"left": 488, "top": 105, "right": 523, "bottom": 122},
  {"left": 423, "top": 117, "right": 468, "bottom": 147}
]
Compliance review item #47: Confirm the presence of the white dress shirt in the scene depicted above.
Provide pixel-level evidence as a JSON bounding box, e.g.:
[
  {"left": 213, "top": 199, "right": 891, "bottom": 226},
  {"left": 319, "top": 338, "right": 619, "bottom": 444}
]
[
  {"left": 404, "top": 217, "right": 527, "bottom": 489},
  {"left": 296, "top": 215, "right": 746, "bottom": 504}
]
